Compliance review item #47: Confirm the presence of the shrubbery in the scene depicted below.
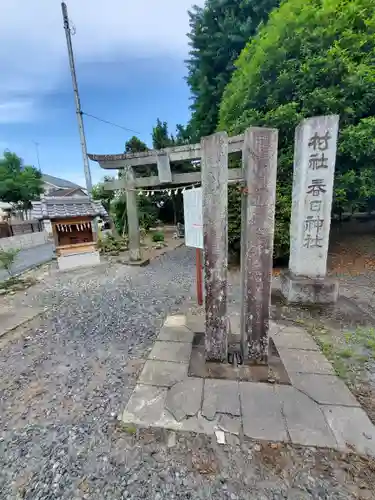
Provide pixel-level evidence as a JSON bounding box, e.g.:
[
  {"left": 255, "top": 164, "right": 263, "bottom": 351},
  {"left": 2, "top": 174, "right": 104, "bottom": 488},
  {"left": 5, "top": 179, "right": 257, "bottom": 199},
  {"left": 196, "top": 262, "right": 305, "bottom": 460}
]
[
  {"left": 219, "top": 0, "right": 375, "bottom": 258},
  {"left": 97, "top": 234, "right": 128, "bottom": 255},
  {"left": 152, "top": 231, "right": 165, "bottom": 243}
]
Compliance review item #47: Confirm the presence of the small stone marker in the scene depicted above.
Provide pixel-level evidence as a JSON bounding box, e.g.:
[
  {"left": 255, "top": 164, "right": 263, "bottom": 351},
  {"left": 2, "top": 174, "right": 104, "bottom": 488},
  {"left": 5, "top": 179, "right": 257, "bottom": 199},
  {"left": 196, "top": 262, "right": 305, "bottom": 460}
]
[
  {"left": 281, "top": 115, "right": 339, "bottom": 304},
  {"left": 201, "top": 132, "right": 229, "bottom": 362}
]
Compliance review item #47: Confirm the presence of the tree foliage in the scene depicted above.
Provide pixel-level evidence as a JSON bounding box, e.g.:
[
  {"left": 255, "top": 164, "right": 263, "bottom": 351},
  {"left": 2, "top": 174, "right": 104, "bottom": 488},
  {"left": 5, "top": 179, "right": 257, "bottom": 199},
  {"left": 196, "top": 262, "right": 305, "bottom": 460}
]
[
  {"left": 186, "top": 0, "right": 280, "bottom": 141},
  {"left": 152, "top": 119, "right": 175, "bottom": 149},
  {"left": 219, "top": 0, "right": 375, "bottom": 257},
  {"left": 92, "top": 175, "right": 115, "bottom": 213},
  {"left": 0, "top": 151, "right": 43, "bottom": 212},
  {"left": 125, "top": 136, "right": 148, "bottom": 154}
]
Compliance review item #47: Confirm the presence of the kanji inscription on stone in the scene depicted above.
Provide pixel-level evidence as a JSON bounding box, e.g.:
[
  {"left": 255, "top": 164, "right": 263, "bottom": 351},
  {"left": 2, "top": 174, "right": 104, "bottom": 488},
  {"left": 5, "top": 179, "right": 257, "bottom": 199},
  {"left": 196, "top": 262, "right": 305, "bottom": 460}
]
[{"left": 289, "top": 115, "right": 339, "bottom": 278}]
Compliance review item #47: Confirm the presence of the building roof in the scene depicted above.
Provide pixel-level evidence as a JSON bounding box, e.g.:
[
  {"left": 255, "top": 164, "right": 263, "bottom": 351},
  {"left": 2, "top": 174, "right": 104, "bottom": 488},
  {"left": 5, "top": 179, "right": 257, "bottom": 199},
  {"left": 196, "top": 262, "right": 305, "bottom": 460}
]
[
  {"left": 48, "top": 187, "right": 86, "bottom": 197},
  {"left": 31, "top": 196, "right": 107, "bottom": 220},
  {"left": 42, "top": 173, "right": 83, "bottom": 189}
]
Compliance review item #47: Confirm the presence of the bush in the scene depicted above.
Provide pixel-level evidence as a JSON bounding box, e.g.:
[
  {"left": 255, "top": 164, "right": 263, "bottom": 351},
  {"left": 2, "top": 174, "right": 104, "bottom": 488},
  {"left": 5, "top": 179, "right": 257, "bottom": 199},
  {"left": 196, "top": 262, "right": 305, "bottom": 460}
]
[
  {"left": 0, "top": 248, "right": 20, "bottom": 276},
  {"left": 219, "top": 0, "right": 375, "bottom": 258},
  {"left": 97, "top": 234, "right": 128, "bottom": 254},
  {"left": 152, "top": 231, "right": 165, "bottom": 243}
]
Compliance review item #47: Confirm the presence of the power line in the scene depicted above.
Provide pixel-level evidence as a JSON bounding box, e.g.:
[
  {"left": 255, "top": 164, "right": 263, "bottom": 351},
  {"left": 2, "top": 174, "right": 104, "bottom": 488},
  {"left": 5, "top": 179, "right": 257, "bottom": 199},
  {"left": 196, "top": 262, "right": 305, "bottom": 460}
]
[{"left": 81, "top": 111, "right": 140, "bottom": 135}]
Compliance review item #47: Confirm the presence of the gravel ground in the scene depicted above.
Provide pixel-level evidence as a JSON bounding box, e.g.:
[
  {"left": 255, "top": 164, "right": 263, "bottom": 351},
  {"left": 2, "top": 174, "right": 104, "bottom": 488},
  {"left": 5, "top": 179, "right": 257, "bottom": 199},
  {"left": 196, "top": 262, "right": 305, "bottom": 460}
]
[{"left": 0, "top": 247, "right": 374, "bottom": 499}]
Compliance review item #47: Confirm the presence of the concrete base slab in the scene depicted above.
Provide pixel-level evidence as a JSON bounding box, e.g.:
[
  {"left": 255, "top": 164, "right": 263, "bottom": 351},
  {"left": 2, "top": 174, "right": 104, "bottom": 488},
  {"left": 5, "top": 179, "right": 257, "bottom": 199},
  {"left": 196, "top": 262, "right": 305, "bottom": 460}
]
[
  {"left": 165, "top": 378, "right": 203, "bottom": 422},
  {"left": 185, "top": 314, "right": 205, "bottom": 333},
  {"left": 322, "top": 406, "right": 375, "bottom": 456},
  {"left": 280, "top": 269, "right": 339, "bottom": 305},
  {"left": 188, "top": 333, "right": 290, "bottom": 384},
  {"left": 138, "top": 360, "right": 188, "bottom": 387},
  {"left": 119, "top": 313, "right": 375, "bottom": 456},
  {"left": 277, "top": 385, "right": 337, "bottom": 448},
  {"left": 272, "top": 328, "right": 319, "bottom": 351},
  {"left": 122, "top": 384, "right": 167, "bottom": 424},
  {"left": 157, "top": 326, "right": 194, "bottom": 343},
  {"left": 290, "top": 373, "right": 360, "bottom": 407},
  {"left": 164, "top": 315, "right": 187, "bottom": 328},
  {"left": 149, "top": 341, "right": 192, "bottom": 363},
  {"left": 57, "top": 251, "right": 100, "bottom": 271},
  {"left": 202, "top": 380, "right": 240, "bottom": 420},
  {"left": 278, "top": 348, "right": 335, "bottom": 375},
  {"left": 121, "top": 387, "right": 219, "bottom": 435},
  {"left": 217, "top": 414, "right": 242, "bottom": 435},
  {"left": 240, "top": 382, "right": 288, "bottom": 442}
]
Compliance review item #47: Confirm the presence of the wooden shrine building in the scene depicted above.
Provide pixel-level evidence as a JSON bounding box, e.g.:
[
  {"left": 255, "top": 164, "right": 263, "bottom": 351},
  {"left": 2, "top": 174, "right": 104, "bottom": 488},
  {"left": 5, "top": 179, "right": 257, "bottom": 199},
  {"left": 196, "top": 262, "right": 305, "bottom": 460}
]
[{"left": 33, "top": 196, "right": 106, "bottom": 271}]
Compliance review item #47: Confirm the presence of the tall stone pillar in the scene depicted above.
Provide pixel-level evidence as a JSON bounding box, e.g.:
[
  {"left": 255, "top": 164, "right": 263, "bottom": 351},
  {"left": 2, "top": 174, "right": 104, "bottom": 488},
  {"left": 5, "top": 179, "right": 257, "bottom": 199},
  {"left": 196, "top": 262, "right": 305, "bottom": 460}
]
[
  {"left": 281, "top": 115, "right": 339, "bottom": 304},
  {"left": 202, "top": 132, "right": 229, "bottom": 362},
  {"left": 240, "top": 127, "right": 278, "bottom": 363},
  {"left": 125, "top": 166, "right": 142, "bottom": 262}
]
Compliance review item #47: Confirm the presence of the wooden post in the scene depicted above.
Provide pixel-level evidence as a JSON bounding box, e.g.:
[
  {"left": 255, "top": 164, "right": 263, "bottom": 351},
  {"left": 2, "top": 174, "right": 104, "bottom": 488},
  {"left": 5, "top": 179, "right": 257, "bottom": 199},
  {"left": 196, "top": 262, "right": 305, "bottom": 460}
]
[
  {"left": 240, "top": 127, "right": 278, "bottom": 364},
  {"left": 202, "top": 132, "right": 229, "bottom": 362},
  {"left": 125, "top": 166, "right": 141, "bottom": 261},
  {"left": 52, "top": 222, "right": 60, "bottom": 249}
]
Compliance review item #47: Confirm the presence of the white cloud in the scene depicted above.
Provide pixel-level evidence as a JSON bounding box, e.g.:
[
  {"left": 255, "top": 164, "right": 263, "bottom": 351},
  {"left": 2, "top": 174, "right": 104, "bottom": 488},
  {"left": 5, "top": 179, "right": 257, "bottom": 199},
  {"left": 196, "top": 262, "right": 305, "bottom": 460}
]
[
  {"left": 0, "top": 0, "right": 203, "bottom": 123},
  {"left": 0, "top": 100, "right": 35, "bottom": 124}
]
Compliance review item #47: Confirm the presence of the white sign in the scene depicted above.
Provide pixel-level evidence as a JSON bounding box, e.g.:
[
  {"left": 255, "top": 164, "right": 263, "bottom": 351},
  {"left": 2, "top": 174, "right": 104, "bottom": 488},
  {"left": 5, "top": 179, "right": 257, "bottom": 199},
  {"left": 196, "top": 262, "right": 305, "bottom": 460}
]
[{"left": 183, "top": 187, "right": 203, "bottom": 249}]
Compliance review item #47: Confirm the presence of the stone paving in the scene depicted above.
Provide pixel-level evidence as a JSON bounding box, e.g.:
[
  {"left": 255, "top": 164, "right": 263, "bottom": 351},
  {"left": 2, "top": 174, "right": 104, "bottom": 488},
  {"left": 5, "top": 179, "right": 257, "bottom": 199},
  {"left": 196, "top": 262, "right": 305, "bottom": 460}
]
[{"left": 121, "top": 313, "right": 375, "bottom": 457}]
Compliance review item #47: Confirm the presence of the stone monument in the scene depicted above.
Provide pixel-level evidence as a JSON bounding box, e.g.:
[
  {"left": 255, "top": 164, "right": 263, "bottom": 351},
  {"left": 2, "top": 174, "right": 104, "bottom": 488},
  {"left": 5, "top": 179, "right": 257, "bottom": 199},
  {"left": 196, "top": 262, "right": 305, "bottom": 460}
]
[{"left": 281, "top": 115, "right": 339, "bottom": 304}]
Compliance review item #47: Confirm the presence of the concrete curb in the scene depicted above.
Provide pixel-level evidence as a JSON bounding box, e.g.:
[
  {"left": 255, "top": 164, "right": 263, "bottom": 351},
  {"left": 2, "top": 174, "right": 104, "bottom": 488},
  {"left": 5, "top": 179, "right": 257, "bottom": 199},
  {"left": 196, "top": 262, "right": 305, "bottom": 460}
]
[{"left": 0, "top": 309, "right": 45, "bottom": 339}]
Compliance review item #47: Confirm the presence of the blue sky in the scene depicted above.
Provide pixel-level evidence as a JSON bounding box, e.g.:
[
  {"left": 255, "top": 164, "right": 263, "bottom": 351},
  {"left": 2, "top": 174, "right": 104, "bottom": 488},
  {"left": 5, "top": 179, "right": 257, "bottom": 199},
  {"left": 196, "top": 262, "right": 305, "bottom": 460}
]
[{"left": 0, "top": 0, "right": 203, "bottom": 187}]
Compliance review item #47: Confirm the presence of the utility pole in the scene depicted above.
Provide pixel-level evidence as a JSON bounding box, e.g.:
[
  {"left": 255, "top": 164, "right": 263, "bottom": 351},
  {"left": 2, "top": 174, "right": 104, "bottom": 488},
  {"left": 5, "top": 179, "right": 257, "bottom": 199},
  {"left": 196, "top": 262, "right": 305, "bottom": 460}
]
[
  {"left": 61, "top": 2, "right": 93, "bottom": 196},
  {"left": 33, "top": 141, "right": 41, "bottom": 171}
]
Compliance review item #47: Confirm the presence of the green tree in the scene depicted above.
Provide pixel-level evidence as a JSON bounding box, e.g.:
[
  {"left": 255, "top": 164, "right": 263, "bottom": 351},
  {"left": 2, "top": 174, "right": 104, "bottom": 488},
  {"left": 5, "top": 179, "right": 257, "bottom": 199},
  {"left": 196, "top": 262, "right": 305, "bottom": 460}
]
[
  {"left": 152, "top": 119, "right": 175, "bottom": 149},
  {"left": 186, "top": 0, "right": 280, "bottom": 141},
  {"left": 219, "top": 0, "right": 375, "bottom": 257},
  {"left": 92, "top": 175, "right": 115, "bottom": 214},
  {"left": 92, "top": 175, "right": 119, "bottom": 237},
  {"left": 125, "top": 136, "right": 148, "bottom": 154},
  {"left": 124, "top": 136, "right": 154, "bottom": 178},
  {"left": 0, "top": 151, "right": 43, "bottom": 216}
]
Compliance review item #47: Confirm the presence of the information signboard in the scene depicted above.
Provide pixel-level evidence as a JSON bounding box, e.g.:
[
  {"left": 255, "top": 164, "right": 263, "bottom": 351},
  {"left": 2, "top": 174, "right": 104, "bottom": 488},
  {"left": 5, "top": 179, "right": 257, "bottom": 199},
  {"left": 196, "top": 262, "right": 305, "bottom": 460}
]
[{"left": 183, "top": 187, "right": 203, "bottom": 249}]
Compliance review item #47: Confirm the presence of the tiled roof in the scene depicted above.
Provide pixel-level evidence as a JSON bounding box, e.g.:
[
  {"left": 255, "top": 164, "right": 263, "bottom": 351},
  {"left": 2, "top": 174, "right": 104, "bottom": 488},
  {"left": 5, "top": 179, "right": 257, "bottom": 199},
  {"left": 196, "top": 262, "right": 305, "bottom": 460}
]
[
  {"left": 31, "top": 196, "right": 107, "bottom": 220},
  {"left": 42, "top": 173, "right": 83, "bottom": 189}
]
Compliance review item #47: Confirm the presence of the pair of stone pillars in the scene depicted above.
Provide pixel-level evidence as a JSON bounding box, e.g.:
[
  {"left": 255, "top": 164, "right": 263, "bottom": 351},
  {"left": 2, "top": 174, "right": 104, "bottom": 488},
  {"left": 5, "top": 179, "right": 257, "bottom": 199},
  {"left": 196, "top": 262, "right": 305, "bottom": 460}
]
[
  {"left": 203, "top": 115, "right": 339, "bottom": 364},
  {"left": 202, "top": 127, "right": 278, "bottom": 364}
]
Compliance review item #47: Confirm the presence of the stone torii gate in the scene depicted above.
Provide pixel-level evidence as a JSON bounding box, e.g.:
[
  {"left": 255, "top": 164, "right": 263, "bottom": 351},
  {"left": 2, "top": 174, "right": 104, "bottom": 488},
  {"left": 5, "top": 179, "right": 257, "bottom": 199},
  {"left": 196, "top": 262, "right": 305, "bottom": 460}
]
[{"left": 89, "top": 127, "right": 278, "bottom": 364}]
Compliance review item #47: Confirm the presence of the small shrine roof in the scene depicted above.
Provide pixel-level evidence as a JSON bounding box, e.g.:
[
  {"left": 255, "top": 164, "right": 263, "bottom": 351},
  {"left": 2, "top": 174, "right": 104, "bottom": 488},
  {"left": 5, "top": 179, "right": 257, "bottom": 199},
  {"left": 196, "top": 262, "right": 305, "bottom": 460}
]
[{"left": 31, "top": 196, "right": 107, "bottom": 220}]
